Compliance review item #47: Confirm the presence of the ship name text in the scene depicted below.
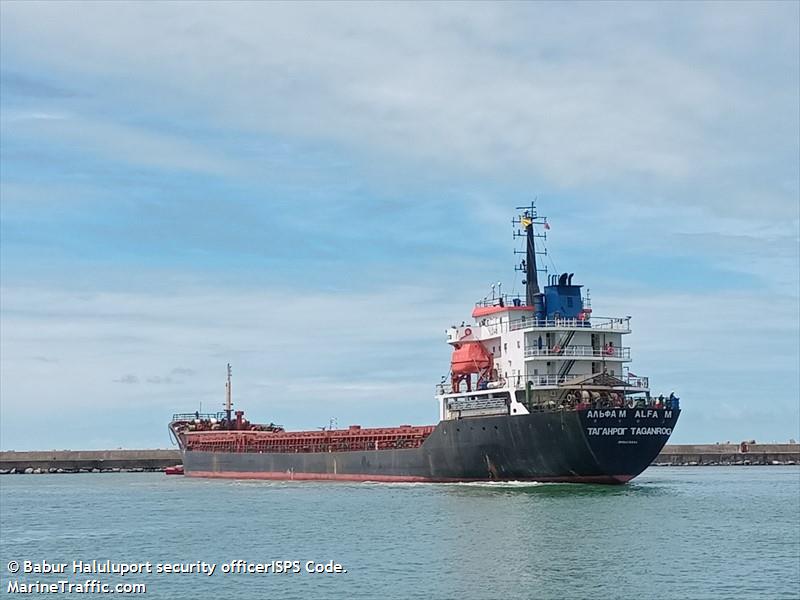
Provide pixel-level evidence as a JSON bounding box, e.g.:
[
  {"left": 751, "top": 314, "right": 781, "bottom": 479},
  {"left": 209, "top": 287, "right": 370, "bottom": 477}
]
[
  {"left": 586, "top": 410, "right": 673, "bottom": 419},
  {"left": 587, "top": 427, "right": 673, "bottom": 436}
]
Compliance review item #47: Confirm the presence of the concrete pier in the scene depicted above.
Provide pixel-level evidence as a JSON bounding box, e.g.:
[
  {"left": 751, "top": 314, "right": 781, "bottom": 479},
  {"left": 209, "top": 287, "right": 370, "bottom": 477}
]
[
  {"left": 654, "top": 443, "right": 799, "bottom": 466},
  {"left": 0, "top": 449, "right": 181, "bottom": 473},
  {"left": 0, "top": 444, "right": 797, "bottom": 473}
]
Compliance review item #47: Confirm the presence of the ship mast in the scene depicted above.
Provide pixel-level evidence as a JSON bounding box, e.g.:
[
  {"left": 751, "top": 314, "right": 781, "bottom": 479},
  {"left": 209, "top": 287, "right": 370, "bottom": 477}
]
[
  {"left": 225, "top": 363, "right": 233, "bottom": 428},
  {"left": 525, "top": 215, "right": 540, "bottom": 303},
  {"left": 514, "top": 201, "right": 547, "bottom": 318}
]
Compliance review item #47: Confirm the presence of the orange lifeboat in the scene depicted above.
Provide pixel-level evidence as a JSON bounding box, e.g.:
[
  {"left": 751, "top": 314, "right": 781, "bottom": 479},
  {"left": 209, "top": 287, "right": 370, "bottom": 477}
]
[
  {"left": 450, "top": 342, "right": 493, "bottom": 392},
  {"left": 451, "top": 342, "right": 493, "bottom": 375}
]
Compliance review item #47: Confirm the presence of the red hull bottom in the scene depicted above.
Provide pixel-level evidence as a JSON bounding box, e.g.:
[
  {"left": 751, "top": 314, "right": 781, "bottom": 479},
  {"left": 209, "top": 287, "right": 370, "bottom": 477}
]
[{"left": 185, "top": 470, "right": 633, "bottom": 484}]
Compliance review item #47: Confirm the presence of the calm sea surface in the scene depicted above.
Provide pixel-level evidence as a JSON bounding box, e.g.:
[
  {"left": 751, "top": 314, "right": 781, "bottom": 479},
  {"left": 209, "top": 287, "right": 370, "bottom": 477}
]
[{"left": 1, "top": 467, "right": 798, "bottom": 599}]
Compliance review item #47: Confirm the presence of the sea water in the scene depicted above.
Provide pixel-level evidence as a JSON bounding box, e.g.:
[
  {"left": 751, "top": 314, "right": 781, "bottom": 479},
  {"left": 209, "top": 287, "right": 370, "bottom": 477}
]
[{"left": 1, "top": 467, "right": 798, "bottom": 599}]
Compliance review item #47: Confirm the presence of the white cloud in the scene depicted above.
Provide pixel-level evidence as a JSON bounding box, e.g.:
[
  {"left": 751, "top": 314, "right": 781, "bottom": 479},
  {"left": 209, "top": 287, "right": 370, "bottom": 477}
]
[
  {"left": 3, "top": 110, "right": 68, "bottom": 121},
  {"left": 2, "top": 2, "right": 796, "bottom": 196},
  {"left": 0, "top": 111, "right": 239, "bottom": 175}
]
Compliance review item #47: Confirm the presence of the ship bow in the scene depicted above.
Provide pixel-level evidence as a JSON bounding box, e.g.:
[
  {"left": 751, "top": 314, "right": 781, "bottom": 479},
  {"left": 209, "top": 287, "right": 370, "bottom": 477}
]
[{"left": 579, "top": 407, "right": 680, "bottom": 482}]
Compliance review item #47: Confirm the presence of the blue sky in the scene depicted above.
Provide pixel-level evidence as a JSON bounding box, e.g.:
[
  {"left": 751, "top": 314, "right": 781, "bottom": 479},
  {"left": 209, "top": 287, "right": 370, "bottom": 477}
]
[{"left": 1, "top": 1, "right": 798, "bottom": 449}]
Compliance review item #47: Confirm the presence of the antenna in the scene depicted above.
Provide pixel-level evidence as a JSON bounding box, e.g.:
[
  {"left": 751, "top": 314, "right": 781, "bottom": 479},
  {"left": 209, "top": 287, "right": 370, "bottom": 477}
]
[{"left": 224, "top": 363, "right": 233, "bottom": 428}]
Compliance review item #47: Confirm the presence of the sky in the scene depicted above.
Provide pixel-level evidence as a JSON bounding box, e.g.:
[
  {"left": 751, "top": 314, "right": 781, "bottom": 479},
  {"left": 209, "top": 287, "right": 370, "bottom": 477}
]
[{"left": 1, "top": 1, "right": 798, "bottom": 449}]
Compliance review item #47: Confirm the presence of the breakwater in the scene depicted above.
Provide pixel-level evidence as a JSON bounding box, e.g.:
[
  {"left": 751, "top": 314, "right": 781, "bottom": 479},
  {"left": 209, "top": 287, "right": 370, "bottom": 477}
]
[
  {"left": 0, "top": 450, "right": 181, "bottom": 474},
  {"left": 1, "top": 444, "right": 797, "bottom": 474},
  {"left": 653, "top": 443, "right": 799, "bottom": 466}
]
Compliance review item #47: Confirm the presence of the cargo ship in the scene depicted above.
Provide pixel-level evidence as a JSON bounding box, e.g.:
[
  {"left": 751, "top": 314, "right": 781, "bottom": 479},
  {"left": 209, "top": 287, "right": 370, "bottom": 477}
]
[{"left": 169, "top": 203, "right": 680, "bottom": 484}]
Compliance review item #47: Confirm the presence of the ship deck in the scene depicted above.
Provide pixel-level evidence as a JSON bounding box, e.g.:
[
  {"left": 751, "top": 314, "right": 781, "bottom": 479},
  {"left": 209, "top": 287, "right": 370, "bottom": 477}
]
[{"left": 178, "top": 423, "right": 436, "bottom": 454}]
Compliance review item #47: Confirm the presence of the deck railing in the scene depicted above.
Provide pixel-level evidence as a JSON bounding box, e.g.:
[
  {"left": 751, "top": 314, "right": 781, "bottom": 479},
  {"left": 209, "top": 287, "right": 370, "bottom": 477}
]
[
  {"left": 524, "top": 345, "right": 631, "bottom": 359},
  {"left": 507, "top": 316, "right": 631, "bottom": 332},
  {"left": 436, "top": 373, "right": 649, "bottom": 394},
  {"left": 512, "top": 374, "right": 649, "bottom": 389},
  {"left": 512, "top": 374, "right": 584, "bottom": 388},
  {"left": 625, "top": 375, "right": 650, "bottom": 388},
  {"left": 171, "top": 412, "right": 226, "bottom": 422},
  {"left": 448, "top": 316, "right": 632, "bottom": 342}
]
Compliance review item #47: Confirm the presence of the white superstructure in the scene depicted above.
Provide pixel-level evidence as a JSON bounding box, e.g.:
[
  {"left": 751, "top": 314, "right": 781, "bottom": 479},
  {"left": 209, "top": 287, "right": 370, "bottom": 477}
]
[{"left": 435, "top": 204, "right": 651, "bottom": 422}]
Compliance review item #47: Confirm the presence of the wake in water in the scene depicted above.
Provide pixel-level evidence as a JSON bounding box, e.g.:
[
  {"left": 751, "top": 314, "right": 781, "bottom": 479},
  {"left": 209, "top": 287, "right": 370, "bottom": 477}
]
[
  {"left": 333, "top": 480, "right": 556, "bottom": 489},
  {"left": 213, "top": 479, "right": 556, "bottom": 489}
]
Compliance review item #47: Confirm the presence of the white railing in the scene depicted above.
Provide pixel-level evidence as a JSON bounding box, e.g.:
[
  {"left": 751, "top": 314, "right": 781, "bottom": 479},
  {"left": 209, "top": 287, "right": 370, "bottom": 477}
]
[
  {"left": 626, "top": 376, "right": 649, "bottom": 388},
  {"left": 504, "top": 316, "right": 630, "bottom": 332},
  {"left": 589, "top": 317, "right": 632, "bottom": 332},
  {"left": 436, "top": 373, "right": 649, "bottom": 394},
  {"left": 436, "top": 383, "right": 508, "bottom": 395},
  {"left": 511, "top": 374, "right": 584, "bottom": 388},
  {"left": 524, "top": 345, "right": 631, "bottom": 359},
  {"left": 515, "top": 373, "right": 649, "bottom": 389},
  {"left": 447, "top": 316, "right": 631, "bottom": 343}
]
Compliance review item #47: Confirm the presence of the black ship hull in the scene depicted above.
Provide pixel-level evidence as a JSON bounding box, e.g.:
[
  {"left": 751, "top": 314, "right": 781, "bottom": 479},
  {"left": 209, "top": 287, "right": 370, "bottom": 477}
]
[{"left": 179, "top": 408, "right": 679, "bottom": 484}]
